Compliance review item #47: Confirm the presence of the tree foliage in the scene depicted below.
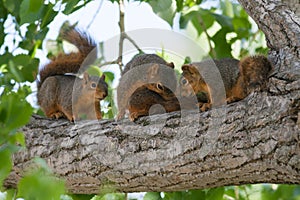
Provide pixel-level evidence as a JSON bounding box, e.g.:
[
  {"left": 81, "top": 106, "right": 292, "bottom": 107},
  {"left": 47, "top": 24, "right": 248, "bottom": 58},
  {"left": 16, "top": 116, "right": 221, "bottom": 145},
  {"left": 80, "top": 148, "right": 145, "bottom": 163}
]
[{"left": 0, "top": 0, "right": 298, "bottom": 199}]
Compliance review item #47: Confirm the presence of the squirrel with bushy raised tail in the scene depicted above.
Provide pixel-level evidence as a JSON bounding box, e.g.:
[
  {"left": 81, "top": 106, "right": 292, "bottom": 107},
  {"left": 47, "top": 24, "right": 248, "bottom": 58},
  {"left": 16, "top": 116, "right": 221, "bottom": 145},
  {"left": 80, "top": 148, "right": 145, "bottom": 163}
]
[
  {"left": 37, "top": 28, "right": 108, "bottom": 121},
  {"left": 179, "top": 55, "right": 272, "bottom": 111},
  {"left": 117, "top": 54, "right": 180, "bottom": 121}
]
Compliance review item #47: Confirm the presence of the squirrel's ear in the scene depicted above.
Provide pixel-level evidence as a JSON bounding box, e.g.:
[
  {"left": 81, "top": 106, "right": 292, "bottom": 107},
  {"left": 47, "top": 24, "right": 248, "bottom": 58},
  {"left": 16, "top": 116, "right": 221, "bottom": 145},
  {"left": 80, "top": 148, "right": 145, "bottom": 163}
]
[
  {"left": 100, "top": 74, "right": 105, "bottom": 81},
  {"left": 148, "top": 64, "right": 159, "bottom": 77},
  {"left": 182, "top": 64, "right": 197, "bottom": 75},
  {"left": 83, "top": 72, "right": 90, "bottom": 83},
  {"left": 167, "top": 62, "right": 175, "bottom": 69},
  {"left": 182, "top": 64, "right": 190, "bottom": 72}
]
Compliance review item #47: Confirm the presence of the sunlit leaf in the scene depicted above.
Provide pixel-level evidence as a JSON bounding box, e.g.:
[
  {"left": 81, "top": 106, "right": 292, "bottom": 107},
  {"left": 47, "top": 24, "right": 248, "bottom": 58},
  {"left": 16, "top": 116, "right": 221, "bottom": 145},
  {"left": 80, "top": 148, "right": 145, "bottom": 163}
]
[
  {"left": 40, "top": 3, "right": 58, "bottom": 28},
  {"left": 206, "top": 187, "right": 224, "bottom": 200},
  {"left": 148, "top": 0, "right": 176, "bottom": 26},
  {"left": 144, "top": 192, "right": 162, "bottom": 200},
  {"left": 0, "top": 90, "right": 33, "bottom": 131},
  {"left": 212, "top": 29, "right": 232, "bottom": 58},
  {"left": 17, "top": 168, "right": 65, "bottom": 200}
]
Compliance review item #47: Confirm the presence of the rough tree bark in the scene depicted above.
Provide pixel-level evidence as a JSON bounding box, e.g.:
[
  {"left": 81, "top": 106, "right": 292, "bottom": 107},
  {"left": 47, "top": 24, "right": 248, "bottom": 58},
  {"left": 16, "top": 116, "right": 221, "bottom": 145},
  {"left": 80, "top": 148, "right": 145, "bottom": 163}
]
[{"left": 5, "top": 0, "right": 300, "bottom": 194}]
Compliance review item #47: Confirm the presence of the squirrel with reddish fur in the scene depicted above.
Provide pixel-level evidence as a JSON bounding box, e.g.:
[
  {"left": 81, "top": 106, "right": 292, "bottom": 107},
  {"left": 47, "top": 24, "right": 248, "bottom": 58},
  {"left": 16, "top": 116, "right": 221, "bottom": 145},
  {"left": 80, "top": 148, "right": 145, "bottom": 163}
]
[
  {"left": 179, "top": 55, "right": 272, "bottom": 111},
  {"left": 37, "top": 28, "right": 108, "bottom": 121}
]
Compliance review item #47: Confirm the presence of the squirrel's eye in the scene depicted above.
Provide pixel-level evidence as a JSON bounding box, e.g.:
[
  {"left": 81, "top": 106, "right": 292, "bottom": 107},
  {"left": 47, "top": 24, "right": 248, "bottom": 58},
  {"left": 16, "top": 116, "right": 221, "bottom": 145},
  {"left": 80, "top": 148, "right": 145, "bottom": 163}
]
[
  {"left": 91, "top": 82, "right": 97, "bottom": 89},
  {"left": 181, "top": 78, "right": 188, "bottom": 85},
  {"left": 156, "top": 83, "right": 164, "bottom": 91}
]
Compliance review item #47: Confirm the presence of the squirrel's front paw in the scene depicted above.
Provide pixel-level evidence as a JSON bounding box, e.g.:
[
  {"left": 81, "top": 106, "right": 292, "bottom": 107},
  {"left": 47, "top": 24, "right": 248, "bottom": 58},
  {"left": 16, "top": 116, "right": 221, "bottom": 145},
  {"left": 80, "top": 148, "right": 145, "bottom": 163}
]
[
  {"left": 129, "top": 112, "right": 140, "bottom": 122},
  {"left": 200, "top": 103, "right": 211, "bottom": 111}
]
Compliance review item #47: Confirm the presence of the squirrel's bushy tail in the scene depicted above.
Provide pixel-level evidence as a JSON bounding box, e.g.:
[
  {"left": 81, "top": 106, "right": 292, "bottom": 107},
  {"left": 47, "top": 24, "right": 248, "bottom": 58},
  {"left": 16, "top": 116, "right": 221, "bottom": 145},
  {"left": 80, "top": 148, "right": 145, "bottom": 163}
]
[
  {"left": 38, "top": 28, "right": 96, "bottom": 88},
  {"left": 62, "top": 28, "right": 96, "bottom": 57}
]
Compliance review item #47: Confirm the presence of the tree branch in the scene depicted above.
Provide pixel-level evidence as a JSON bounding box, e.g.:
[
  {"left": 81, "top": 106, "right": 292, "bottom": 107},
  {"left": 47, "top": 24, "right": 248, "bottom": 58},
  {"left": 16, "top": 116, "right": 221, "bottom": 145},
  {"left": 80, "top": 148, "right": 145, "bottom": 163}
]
[{"left": 4, "top": 83, "right": 300, "bottom": 193}]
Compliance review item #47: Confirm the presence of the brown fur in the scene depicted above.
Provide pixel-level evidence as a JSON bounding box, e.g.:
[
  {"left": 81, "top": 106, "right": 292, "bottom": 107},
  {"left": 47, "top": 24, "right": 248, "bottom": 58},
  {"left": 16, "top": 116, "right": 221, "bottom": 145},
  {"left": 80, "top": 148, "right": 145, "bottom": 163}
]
[
  {"left": 38, "top": 29, "right": 95, "bottom": 88},
  {"left": 128, "top": 87, "right": 180, "bottom": 121},
  {"left": 180, "top": 56, "right": 272, "bottom": 111},
  {"left": 37, "top": 28, "right": 108, "bottom": 121},
  {"left": 117, "top": 54, "right": 178, "bottom": 120}
]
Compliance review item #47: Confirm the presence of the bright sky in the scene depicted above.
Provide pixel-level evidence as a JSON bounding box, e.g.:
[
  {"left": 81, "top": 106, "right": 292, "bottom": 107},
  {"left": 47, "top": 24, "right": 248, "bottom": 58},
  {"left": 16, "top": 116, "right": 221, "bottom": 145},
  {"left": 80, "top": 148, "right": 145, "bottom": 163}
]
[
  {"left": 41, "top": 0, "right": 216, "bottom": 63},
  {"left": 46, "top": 1, "right": 173, "bottom": 42}
]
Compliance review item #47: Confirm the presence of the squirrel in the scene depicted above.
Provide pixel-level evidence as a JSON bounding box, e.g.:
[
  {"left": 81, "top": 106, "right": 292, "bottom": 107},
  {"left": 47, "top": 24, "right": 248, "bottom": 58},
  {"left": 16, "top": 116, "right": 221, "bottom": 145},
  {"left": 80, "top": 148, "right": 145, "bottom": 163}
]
[
  {"left": 116, "top": 54, "right": 179, "bottom": 120},
  {"left": 37, "top": 28, "right": 108, "bottom": 121},
  {"left": 128, "top": 87, "right": 181, "bottom": 121},
  {"left": 179, "top": 55, "right": 272, "bottom": 111}
]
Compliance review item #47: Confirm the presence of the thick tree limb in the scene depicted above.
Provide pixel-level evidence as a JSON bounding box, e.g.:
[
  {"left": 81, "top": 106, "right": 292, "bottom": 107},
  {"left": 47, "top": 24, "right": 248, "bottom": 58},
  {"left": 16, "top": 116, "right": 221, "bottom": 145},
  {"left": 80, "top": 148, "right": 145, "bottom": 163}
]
[
  {"left": 5, "top": 83, "right": 300, "bottom": 193},
  {"left": 4, "top": 0, "right": 300, "bottom": 194}
]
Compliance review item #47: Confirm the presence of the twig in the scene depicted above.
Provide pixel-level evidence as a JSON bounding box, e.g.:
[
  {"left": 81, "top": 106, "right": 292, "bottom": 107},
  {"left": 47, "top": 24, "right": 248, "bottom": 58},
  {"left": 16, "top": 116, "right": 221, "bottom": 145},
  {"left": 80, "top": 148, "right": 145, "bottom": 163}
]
[
  {"left": 87, "top": 0, "right": 104, "bottom": 30},
  {"left": 198, "top": 16, "right": 217, "bottom": 58},
  {"left": 115, "top": 0, "right": 144, "bottom": 73},
  {"left": 117, "top": 0, "right": 125, "bottom": 73},
  {"left": 124, "top": 33, "right": 143, "bottom": 53},
  {"left": 99, "top": 60, "right": 119, "bottom": 67}
]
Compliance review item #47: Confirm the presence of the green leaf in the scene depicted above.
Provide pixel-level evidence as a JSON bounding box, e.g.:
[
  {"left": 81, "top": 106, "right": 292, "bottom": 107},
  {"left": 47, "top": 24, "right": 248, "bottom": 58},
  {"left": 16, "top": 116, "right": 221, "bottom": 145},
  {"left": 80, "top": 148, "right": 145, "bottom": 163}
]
[
  {"left": 220, "top": 0, "right": 234, "bottom": 17},
  {"left": 224, "top": 186, "right": 236, "bottom": 198},
  {"left": 0, "top": 22, "right": 5, "bottom": 47},
  {"left": 8, "top": 54, "right": 39, "bottom": 82},
  {"left": 19, "top": 0, "right": 55, "bottom": 26},
  {"left": 72, "top": 194, "right": 96, "bottom": 200},
  {"left": 0, "top": 1, "right": 8, "bottom": 19},
  {"left": 3, "top": 0, "right": 16, "bottom": 13},
  {"left": 86, "top": 65, "right": 103, "bottom": 77},
  {"left": 103, "top": 71, "right": 115, "bottom": 85},
  {"left": 213, "top": 13, "right": 233, "bottom": 31},
  {"left": 4, "top": 189, "right": 17, "bottom": 200},
  {"left": 0, "top": 89, "right": 33, "bottom": 131},
  {"left": 40, "top": 3, "right": 58, "bottom": 28},
  {"left": 0, "top": 149, "right": 12, "bottom": 185},
  {"left": 17, "top": 168, "right": 65, "bottom": 200},
  {"left": 144, "top": 192, "right": 162, "bottom": 200},
  {"left": 212, "top": 29, "right": 232, "bottom": 58},
  {"left": 20, "top": 0, "right": 39, "bottom": 24},
  {"left": 206, "top": 187, "right": 224, "bottom": 200},
  {"left": 175, "top": 0, "right": 183, "bottom": 12},
  {"left": 148, "top": 0, "right": 176, "bottom": 26},
  {"left": 163, "top": 191, "right": 184, "bottom": 200},
  {"left": 180, "top": 9, "right": 215, "bottom": 35},
  {"left": 62, "top": 0, "right": 81, "bottom": 15},
  {"left": 108, "top": 0, "right": 120, "bottom": 3},
  {"left": 261, "top": 185, "right": 275, "bottom": 200},
  {"left": 29, "top": 0, "right": 43, "bottom": 12},
  {"left": 188, "top": 189, "right": 205, "bottom": 200},
  {"left": 275, "top": 185, "right": 297, "bottom": 199},
  {"left": 7, "top": 131, "right": 26, "bottom": 147}
]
